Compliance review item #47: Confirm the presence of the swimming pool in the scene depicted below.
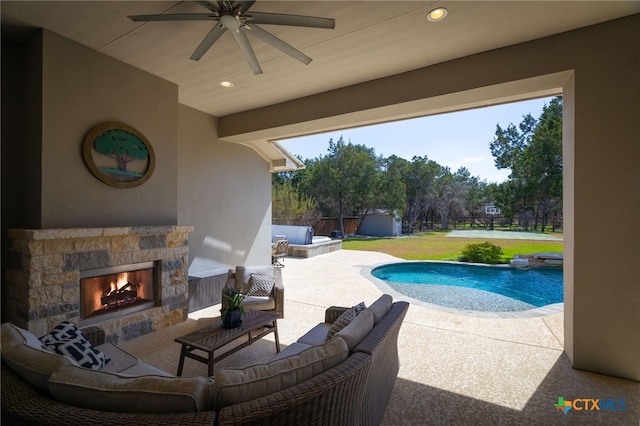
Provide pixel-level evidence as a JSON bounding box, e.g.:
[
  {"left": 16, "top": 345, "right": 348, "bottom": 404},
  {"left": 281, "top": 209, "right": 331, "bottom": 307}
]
[{"left": 371, "top": 262, "right": 563, "bottom": 313}]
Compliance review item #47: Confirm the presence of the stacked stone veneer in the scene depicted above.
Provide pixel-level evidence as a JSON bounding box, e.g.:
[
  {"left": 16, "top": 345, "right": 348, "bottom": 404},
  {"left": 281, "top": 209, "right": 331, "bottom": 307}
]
[{"left": 5, "top": 226, "right": 193, "bottom": 344}]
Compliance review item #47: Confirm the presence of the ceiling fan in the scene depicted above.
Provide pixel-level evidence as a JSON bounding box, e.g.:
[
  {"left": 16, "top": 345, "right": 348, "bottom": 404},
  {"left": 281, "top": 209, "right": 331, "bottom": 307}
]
[{"left": 128, "top": 1, "right": 335, "bottom": 75}]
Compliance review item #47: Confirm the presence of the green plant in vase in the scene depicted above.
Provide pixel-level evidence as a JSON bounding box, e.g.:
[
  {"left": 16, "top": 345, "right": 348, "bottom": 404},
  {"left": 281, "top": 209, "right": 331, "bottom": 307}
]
[{"left": 221, "top": 288, "right": 246, "bottom": 328}]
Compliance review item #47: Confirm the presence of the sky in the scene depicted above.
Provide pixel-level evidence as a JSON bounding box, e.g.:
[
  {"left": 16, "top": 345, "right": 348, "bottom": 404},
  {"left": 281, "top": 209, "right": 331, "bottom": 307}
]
[{"left": 278, "top": 97, "right": 554, "bottom": 183}]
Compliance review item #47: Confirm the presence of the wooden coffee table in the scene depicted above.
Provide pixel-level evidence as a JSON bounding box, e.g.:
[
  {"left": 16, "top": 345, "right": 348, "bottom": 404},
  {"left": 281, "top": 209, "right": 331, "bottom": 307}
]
[{"left": 175, "top": 310, "right": 281, "bottom": 376}]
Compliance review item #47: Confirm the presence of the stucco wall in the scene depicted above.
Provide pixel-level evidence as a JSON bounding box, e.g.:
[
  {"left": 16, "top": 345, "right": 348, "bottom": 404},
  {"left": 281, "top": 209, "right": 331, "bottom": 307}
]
[
  {"left": 39, "top": 30, "right": 178, "bottom": 228},
  {"left": 177, "top": 104, "right": 272, "bottom": 272},
  {"left": 564, "top": 18, "right": 639, "bottom": 380}
]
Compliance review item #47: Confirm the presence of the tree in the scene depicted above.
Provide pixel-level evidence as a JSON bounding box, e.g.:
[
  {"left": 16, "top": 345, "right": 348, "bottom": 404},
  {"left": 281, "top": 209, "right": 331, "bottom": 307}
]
[
  {"left": 463, "top": 177, "right": 490, "bottom": 227},
  {"left": 340, "top": 142, "right": 382, "bottom": 233},
  {"left": 297, "top": 136, "right": 405, "bottom": 236},
  {"left": 272, "top": 179, "right": 319, "bottom": 226},
  {"left": 490, "top": 96, "right": 563, "bottom": 231},
  {"left": 391, "top": 156, "right": 440, "bottom": 233},
  {"left": 434, "top": 167, "right": 471, "bottom": 230},
  {"left": 94, "top": 129, "right": 149, "bottom": 174},
  {"left": 377, "top": 156, "right": 406, "bottom": 226},
  {"left": 523, "top": 97, "right": 563, "bottom": 231}
]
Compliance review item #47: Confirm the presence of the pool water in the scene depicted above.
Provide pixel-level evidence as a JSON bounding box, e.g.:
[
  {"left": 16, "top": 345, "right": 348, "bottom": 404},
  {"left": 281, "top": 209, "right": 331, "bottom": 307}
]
[{"left": 372, "top": 262, "right": 563, "bottom": 312}]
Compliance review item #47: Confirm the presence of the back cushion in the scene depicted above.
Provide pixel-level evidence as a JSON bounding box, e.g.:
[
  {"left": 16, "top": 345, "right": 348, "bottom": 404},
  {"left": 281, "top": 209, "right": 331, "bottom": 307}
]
[
  {"left": 368, "top": 294, "right": 393, "bottom": 324},
  {"left": 48, "top": 364, "right": 213, "bottom": 413},
  {"left": 1, "top": 322, "right": 78, "bottom": 394},
  {"left": 214, "top": 337, "right": 348, "bottom": 411},
  {"left": 235, "top": 266, "right": 274, "bottom": 291},
  {"left": 334, "top": 309, "right": 374, "bottom": 351}
]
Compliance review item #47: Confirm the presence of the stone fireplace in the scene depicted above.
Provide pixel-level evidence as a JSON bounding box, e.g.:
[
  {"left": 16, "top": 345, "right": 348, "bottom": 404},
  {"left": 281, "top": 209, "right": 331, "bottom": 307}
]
[{"left": 4, "top": 226, "right": 193, "bottom": 343}]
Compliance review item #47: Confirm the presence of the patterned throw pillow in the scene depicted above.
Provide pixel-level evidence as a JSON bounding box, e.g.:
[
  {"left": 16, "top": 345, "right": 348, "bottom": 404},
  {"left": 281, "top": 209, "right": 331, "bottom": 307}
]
[
  {"left": 247, "top": 274, "right": 276, "bottom": 297},
  {"left": 39, "top": 320, "right": 80, "bottom": 342},
  {"left": 40, "top": 321, "right": 110, "bottom": 370},
  {"left": 353, "top": 301, "right": 367, "bottom": 315},
  {"left": 325, "top": 307, "right": 356, "bottom": 341}
]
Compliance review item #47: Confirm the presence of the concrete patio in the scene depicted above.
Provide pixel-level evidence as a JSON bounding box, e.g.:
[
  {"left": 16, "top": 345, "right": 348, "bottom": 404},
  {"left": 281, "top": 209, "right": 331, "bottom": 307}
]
[{"left": 121, "top": 249, "right": 639, "bottom": 425}]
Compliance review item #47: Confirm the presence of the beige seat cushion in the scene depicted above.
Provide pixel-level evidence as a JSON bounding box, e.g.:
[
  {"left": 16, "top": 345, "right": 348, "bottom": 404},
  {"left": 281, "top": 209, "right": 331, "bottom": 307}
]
[
  {"left": 48, "top": 364, "right": 213, "bottom": 413},
  {"left": 95, "top": 343, "right": 140, "bottom": 373},
  {"left": 1, "top": 322, "right": 78, "bottom": 394},
  {"left": 269, "top": 342, "right": 313, "bottom": 361},
  {"left": 214, "top": 337, "right": 348, "bottom": 411},
  {"left": 117, "top": 362, "right": 173, "bottom": 377},
  {"left": 242, "top": 295, "right": 276, "bottom": 311},
  {"left": 297, "top": 323, "right": 331, "bottom": 346},
  {"left": 92, "top": 343, "right": 171, "bottom": 376}
]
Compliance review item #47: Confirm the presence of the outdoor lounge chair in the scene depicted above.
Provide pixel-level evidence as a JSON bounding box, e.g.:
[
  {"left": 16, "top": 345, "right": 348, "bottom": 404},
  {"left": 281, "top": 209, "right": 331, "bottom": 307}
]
[
  {"left": 271, "top": 239, "right": 289, "bottom": 268},
  {"left": 222, "top": 265, "right": 284, "bottom": 318}
]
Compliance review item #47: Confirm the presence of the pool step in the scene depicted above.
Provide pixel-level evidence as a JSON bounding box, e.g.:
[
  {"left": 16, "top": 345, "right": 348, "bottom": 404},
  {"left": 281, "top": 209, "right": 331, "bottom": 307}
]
[{"left": 511, "top": 253, "right": 563, "bottom": 268}]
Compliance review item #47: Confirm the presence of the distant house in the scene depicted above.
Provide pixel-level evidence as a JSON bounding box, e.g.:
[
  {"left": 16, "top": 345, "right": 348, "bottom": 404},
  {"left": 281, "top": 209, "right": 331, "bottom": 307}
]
[{"left": 359, "top": 210, "right": 402, "bottom": 237}]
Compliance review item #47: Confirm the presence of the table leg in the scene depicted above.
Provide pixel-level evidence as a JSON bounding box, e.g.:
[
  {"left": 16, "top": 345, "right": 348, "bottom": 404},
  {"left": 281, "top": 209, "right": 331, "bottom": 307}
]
[
  {"left": 273, "top": 320, "right": 281, "bottom": 353},
  {"left": 208, "top": 350, "right": 214, "bottom": 377},
  {"left": 177, "top": 344, "right": 187, "bottom": 376}
]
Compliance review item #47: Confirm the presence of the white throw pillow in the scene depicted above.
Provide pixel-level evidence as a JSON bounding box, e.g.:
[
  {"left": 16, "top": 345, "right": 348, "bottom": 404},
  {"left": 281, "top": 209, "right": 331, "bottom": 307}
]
[{"left": 40, "top": 321, "right": 110, "bottom": 370}]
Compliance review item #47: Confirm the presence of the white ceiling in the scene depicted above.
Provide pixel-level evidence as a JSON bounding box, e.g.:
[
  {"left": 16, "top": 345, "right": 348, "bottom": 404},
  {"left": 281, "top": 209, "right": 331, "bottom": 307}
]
[{"left": 2, "top": 1, "right": 638, "bottom": 118}]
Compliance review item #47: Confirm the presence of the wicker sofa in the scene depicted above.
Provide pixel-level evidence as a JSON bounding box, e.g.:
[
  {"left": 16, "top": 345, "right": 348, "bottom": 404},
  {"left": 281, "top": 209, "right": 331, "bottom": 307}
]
[{"left": 1, "top": 294, "right": 408, "bottom": 426}]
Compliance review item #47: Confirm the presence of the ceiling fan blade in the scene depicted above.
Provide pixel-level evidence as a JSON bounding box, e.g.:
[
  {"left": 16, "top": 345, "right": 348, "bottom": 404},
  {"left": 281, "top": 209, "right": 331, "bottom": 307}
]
[
  {"left": 129, "top": 13, "right": 219, "bottom": 22},
  {"left": 229, "top": 28, "right": 262, "bottom": 74},
  {"left": 194, "top": 1, "right": 221, "bottom": 13},
  {"left": 190, "top": 22, "right": 227, "bottom": 61},
  {"left": 248, "top": 12, "right": 335, "bottom": 29},
  {"left": 248, "top": 25, "right": 312, "bottom": 65},
  {"left": 232, "top": 1, "right": 256, "bottom": 13}
]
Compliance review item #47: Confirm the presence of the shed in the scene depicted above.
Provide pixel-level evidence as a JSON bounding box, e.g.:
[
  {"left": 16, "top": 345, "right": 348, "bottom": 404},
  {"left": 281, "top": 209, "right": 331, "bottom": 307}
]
[{"left": 359, "top": 210, "right": 402, "bottom": 236}]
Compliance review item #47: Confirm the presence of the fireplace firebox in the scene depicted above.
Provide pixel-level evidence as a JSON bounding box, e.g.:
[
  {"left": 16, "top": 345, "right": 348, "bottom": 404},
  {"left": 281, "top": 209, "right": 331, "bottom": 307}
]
[{"left": 80, "top": 262, "right": 157, "bottom": 326}]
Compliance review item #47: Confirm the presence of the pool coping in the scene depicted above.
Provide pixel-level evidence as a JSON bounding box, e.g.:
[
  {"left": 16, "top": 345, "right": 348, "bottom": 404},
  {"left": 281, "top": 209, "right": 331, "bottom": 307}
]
[{"left": 360, "top": 260, "right": 564, "bottom": 319}]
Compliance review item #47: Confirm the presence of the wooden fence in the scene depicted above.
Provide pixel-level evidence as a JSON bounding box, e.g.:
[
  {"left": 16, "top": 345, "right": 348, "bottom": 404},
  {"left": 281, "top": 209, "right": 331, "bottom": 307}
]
[
  {"left": 275, "top": 215, "right": 562, "bottom": 236},
  {"left": 313, "top": 217, "right": 358, "bottom": 236}
]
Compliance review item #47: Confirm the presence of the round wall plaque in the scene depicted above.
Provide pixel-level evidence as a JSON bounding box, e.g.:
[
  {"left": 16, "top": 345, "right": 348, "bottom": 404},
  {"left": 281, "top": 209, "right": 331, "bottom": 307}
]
[{"left": 83, "top": 122, "right": 155, "bottom": 188}]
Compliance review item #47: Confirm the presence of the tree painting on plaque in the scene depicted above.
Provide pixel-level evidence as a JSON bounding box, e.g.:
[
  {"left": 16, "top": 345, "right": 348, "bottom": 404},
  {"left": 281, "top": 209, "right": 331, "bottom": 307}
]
[{"left": 83, "top": 122, "right": 155, "bottom": 188}]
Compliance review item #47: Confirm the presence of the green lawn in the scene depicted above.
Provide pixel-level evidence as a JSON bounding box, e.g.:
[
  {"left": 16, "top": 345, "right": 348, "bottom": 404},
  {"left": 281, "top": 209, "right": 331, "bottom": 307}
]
[{"left": 342, "top": 231, "right": 564, "bottom": 263}]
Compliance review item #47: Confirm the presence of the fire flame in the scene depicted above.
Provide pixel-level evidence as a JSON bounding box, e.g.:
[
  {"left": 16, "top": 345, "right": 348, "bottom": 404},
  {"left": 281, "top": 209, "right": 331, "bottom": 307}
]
[
  {"left": 116, "top": 272, "right": 129, "bottom": 289},
  {"left": 107, "top": 273, "right": 130, "bottom": 294}
]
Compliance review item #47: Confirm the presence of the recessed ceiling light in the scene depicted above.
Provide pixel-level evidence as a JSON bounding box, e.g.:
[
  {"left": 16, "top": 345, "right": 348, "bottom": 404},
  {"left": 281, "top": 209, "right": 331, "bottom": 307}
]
[
  {"left": 220, "top": 81, "right": 234, "bottom": 88},
  {"left": 427, "top": 7, "right": 448, "bottom": 22}
]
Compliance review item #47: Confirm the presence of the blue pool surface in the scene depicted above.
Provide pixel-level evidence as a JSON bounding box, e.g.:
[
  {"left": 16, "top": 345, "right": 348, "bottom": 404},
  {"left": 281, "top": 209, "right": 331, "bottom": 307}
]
[{"left": 371, "top": 262, "right": 563, "bottom": 312}]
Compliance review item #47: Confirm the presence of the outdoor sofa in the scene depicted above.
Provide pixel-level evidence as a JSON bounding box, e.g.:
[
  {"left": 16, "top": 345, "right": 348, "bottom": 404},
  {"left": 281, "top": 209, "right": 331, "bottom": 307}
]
[{"left": 1, "top": 294, "right": 408, "bottom": 425}]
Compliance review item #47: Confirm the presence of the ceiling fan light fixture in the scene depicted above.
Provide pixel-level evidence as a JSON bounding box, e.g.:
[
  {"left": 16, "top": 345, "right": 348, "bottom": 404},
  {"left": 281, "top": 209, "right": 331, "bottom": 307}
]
[
  {"left": 128, "top": 3, "right": 335, "bottom": 75},
  {"left": 427, "top": 7, "right": 448, "bottom": 22},
  {"left": 220, "top": 81, "right": 234, "bottom": 88},
  {"left": 220, "top": 14, "right": 241, "bottom": 31}
]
